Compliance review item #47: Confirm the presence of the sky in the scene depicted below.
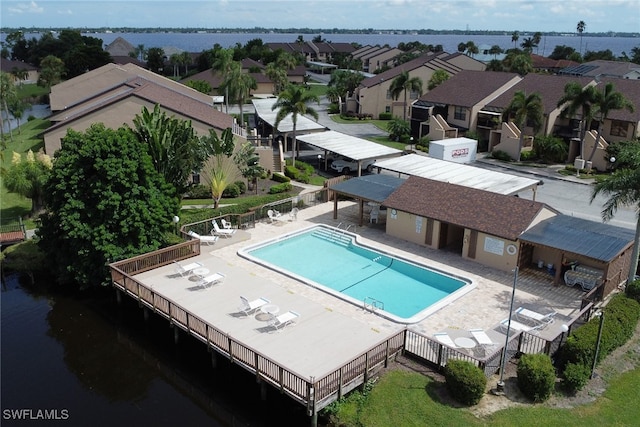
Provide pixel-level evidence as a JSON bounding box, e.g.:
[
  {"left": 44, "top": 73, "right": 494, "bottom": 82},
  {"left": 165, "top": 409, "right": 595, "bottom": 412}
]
[{"left": 1, "top": 0, "right": 639, "bottom": 33}]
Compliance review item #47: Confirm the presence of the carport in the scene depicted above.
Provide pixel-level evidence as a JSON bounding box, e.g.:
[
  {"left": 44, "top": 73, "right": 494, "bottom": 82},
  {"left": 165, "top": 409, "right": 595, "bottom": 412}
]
[
  {"left": 328, "top": 174, "right": 406, "bottom": 226},
  {"left": 297, "top": 130, "right": 403, "bottom": 176},
  {"left": 252, "top": 98, "right": 327, "bottom": 152},
  {"left": 375, "top": 154, "right": 541, "bottom": 198}
]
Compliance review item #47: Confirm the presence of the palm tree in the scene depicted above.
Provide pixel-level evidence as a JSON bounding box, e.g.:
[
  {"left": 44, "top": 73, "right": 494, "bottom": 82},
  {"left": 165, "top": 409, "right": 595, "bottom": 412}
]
[
  {"left": 577, "top": 21, "right": 586, "bottom": 56},
  {"left": 556, "top": 82, "right": 599, "bottom": 160},
  {"left": 591, "top": 161, "right": 640, "bottom": 286},
  {"left": 520, "top": 37, "right": 536, "bottom": 53},
  {"left": 586, "top": 81, "right": 635, "bottom": 162},
  {"left": 211, "top": 48, "right": 235, "bottom": 113},
  {"left": 0, "top": 71, "right": 17, "bottom": 141},
  {"left": 502, "top": 90, "right": 544, "bottom": 162},
  {"left": 389, "top": 71, "right": 423, "bottom": 121},
  {"left": 272, "top": 84, "right": 319, "bottom": 167},
  {"left": 225, "top": 63, "right": 257, "bottom": 129},
  {"left": 511, "top": 31, "right": 520, "bottom": 48}
]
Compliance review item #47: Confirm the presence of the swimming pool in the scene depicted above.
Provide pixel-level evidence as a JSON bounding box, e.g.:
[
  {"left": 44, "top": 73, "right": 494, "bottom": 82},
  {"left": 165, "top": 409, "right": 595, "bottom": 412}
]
[{"left": 238, "top": 225, "right": 475, "bottom": 323}]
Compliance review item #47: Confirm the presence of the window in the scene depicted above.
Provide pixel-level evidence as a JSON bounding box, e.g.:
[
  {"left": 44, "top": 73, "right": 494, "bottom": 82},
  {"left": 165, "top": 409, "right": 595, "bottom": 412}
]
[
  {"left": 385, "top": 106, "right": 391, "bottom": 113},
  {"left": 192, "top": 173, "right": 200, "bottom": 185},
  {"left": 610, "top": 120, "right": 627, "bottom": 137},
  {"left": 454, "top": 106, "right": 466, "bottom": 121},
  {"left": 409, "top": 89, "right": 420, "bottom": 99},
  {"left": 386, "top": 90, "right": 392, "bottom": 100}
]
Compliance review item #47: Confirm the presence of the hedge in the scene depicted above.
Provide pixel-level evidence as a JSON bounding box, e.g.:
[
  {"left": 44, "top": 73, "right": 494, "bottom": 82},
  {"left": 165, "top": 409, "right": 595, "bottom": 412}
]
[
  {"left": 517, "top": 353, "right": 555, "bottom": 402},
  {"left": 443, "top": 360, "right": 486, "bottom": 406}
]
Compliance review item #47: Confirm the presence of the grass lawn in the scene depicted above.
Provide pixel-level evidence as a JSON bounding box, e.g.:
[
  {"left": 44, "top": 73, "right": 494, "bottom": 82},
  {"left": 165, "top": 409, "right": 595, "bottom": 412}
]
[
  {"left": 1, "top": 118, "right": 49, "bottom": 226},
  {"left": 16, "top": 83, "right": 49, "bottom": 100},
  {"left": 330, "top": 364, "right": 640, "bottom": 426}
]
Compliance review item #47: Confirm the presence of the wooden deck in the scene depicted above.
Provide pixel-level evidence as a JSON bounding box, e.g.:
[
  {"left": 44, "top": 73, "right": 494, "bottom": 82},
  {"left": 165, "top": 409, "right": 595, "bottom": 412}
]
[{"left": 110, "top": 240, "right": 405, "bottom": 416}]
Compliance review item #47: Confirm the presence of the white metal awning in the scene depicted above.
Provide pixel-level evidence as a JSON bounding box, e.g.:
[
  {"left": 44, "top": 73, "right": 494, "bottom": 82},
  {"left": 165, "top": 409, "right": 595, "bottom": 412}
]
[
  {"left": 375, "top": 154, "right": 540, "bottom": 196},
  {"left": 252, "top": 98, "right": 326, "bottom": 133},
  {"left": 296, "top": 130, "right": 403, "bottom": 161}
]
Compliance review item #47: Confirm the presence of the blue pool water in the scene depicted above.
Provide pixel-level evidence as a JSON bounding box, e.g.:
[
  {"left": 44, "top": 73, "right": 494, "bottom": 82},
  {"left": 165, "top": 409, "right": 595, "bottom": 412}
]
[{"left": 239, "top": 225, "right": 474, "bottom": 323}]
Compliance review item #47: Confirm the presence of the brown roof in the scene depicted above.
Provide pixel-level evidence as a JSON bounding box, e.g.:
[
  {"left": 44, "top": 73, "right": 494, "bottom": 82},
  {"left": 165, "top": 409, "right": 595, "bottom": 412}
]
[
  {"left": 383, "top": 176, "right": 546, "bottom": 240},
  {"left": 596, "top": 77, "right": 640, "bottom": 122},
  {"left": 360, "top": 52, "right": 443, "bottom": 88},
  {"left": 530, "top": 54, "right": 579, "bottom": 70},
  {"left": 418, "top": 70, "right": 520, "bottom": 108},
  {"left": 485, "top": 74, "right": 594, "bottom": 115},
  {"left": 0, "top": 58, "right": 38, "bottom": 71},
  {"left": 46, "top": 77, "right": 233, "bottom": 134}
]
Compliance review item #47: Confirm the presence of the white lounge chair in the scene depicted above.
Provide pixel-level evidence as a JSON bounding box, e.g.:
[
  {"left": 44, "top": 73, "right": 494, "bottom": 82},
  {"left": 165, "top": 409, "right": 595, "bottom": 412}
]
[
  {"left": 187, "top": 230, "right": 219, "bottom": 246},
  {"left": 433, "top": 332, "right": 457, "bottom": 348},
  {"left": 514, "top": 307, "right": 556, "bottom": 328},
  {"left": 196, "top": 272, "right": 226, "bottom": 289},
  {"left": 268, "top": 310, "right": 299, "bottom": 331},
  {"left": 220, "top": 219, "right": 233, "bottom": 229},
  {"left": 470, "top": 328, "right": 494, "bottom": 346},
  {"left": 173, "top": 260, "right": 203, "bottom": 277},
  {"left": 267, "top": 209, "right": 286, "bottom": 223},
  {"left": 288, "top": 207, "right": 299, "bottom": 221},
  {"left": 238, "top": 296, "right": 270, "bottom": 316},
  {"left": 500, "top": 318, "right": 533, "bottom": 333},
  {"left": 212, "top": 220, "right": 236, "bottom": 238}
]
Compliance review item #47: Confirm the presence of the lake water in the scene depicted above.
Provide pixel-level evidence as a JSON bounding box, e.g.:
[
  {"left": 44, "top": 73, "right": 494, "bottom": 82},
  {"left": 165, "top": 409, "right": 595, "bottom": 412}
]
[
  {"left": 2, "top": 32, "right": 638, "bottom": 57},
  {"left": 0, "top": 273, "right": 310, "bottom": 426}
]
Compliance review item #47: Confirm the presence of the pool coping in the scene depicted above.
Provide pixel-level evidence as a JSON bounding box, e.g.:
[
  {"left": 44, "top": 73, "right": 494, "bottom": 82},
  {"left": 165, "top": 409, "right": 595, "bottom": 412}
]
[{"left": 238, "top": 224, "right": 476, "bottom": 324}]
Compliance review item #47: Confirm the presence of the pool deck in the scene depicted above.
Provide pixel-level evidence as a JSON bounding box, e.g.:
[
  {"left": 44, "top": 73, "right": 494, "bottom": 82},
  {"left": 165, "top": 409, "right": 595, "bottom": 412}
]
[{"left": 133, "top": 200, "right": 585, "bottom": 380}]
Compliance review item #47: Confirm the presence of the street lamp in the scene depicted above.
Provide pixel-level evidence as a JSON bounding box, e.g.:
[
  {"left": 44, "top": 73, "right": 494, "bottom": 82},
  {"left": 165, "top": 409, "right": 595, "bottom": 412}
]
[
  {"left": 172, "top": 215, "right": 180, "bottom": 235},
  {"left": 410, "top": 136, "right": 414, "bottom": 152},
  {"left": 591, "top": 310, "right": 605, "bottom": 379},
  {"left": 609, "top": 156, "right": 616, "bottom": 174},
  {"left": 317, "top": 154, "right": 322, "bottom": 171},
  {"left": 497, "top": 266, "right": 519, "bottom": 393}
]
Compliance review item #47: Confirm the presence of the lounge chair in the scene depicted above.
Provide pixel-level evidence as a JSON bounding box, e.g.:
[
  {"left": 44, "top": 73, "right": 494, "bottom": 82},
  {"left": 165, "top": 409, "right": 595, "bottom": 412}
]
[
  {"left": 238, "top": 296, "right": 270, "bottom": 316},
  {"left": 500, "top": 318, "right": 533, "bottom": 333},
  {"left": 212, "top": 220, "right": 236, "bottom": 238},
  {"left": 470, "top": 328, "right": 494, "bottom": 346},
  {"left": 187, "top": 230, "right": 219, "bottom": 246},
  {"left": 288, "top": 207, "right": 299, "bottom": 221},
  {"left": 173, "top": 260, "right": 203, "bottom": 277},
  {"left": 267, "top": 209, "right": 286, "bottom": 223},
  {"left": 433, "top": 332, "right": 457, "bottom": 348},
  {"left": 220, "top": 219, "right": 233, "bottom": 229},
  {"left": 514, "top": 307, "right": 555, "bottom": 328},
  {"left": 268, "top": 310, "right": 299, "bottom": 331},
  {"left": 196, "top": 272, "right": 226, "bottom": 289}
]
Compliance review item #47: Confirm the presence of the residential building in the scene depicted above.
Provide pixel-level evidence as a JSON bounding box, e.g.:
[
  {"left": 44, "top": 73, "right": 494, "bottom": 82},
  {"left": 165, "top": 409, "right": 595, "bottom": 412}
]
[{"left": 0, "top": 58, "right": 39, "bottom": 84}]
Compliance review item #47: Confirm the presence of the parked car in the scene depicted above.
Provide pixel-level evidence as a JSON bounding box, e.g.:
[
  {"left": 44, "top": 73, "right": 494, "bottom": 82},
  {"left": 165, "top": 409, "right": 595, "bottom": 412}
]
[{"left": 330, "top": 157, "right": 376, "bottom": 174}]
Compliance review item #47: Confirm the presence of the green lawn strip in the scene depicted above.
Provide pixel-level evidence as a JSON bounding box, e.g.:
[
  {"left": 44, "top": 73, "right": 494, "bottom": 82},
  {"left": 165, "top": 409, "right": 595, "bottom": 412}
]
[
  {"left": 340, "top": 367, "right": 640, "bottom": 427},
  {"left": 366, "top": 135, "right": 407, "bottom": 151},
  {"left": 1, "top": 118, "right": 50, "bottom": 224},
  {"left": 16, "top": 83, "right": 49, "bottom": 100}
]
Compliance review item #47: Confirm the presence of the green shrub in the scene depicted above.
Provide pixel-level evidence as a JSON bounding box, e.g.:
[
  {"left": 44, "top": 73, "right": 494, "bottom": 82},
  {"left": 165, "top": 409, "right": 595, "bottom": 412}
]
[
  {"left": 517, "top": 353, "right": 556, "bottom": 402},
  {"left": 491, "top": 150, "right": 512, "bottom": 161},
  {"left": 378, "top": 112, "right": 392, "bottom": 120},
  {"left": 222, "top": 183, "right": 241, "bottom": 198},
  {"left": 269, "top": 182, "right": 293, "bottom": 194},
  {"left": 185, "top": 184, "right": 211, "bottom": 199},
  {"left": 234, "top": 180, "right": 247, "bottom": 194},
  {"left": 443, "top": 360, "right": 486, "bottom": 406},
  {"left": 520, "top": 150, "right": 537, "bottom": 161},
  {"left": 533, "top": 134, "right": 568, "bottom": 163},
  {"left": 271, "top": 173, "right": 291, "bottom": 183},
  {"left": 327, "top": 103, "right": 340, "bottom": 114},
  {"left": 562, "top": 362, "right": 591, "bottom": 394},
  {"left": 626, "top": 279, "right": 640, "bottom": 302}
]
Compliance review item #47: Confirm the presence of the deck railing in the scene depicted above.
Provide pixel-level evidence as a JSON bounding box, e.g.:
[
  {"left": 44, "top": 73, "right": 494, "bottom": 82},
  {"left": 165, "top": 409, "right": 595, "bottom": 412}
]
[{"left": 109, "top": 247, "right": 403, "bottom": 415}]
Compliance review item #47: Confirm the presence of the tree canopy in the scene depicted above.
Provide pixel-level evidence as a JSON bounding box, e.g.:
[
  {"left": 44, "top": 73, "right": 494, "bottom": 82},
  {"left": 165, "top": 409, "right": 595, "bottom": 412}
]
[{"left": 37, "top": 123, "right": 179, "bottom": 288}]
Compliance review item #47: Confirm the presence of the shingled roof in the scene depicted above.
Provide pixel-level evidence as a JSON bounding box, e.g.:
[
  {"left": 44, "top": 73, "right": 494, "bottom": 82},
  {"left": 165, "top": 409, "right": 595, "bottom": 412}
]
[{"left": 383, "top": 176, "right": 548, "bottom": 241}]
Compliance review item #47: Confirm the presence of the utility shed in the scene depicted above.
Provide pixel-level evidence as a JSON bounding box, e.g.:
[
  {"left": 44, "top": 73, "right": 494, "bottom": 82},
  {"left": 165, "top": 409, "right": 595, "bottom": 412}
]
[
  {"left": 375, "top": 154, "right": 540, "bottom": 198},
  {"left": 519, "top": 215, "right": 635, "bottom": 292},
  {"left": 297, "top": 130, "right": 403, "bottom": 166}
]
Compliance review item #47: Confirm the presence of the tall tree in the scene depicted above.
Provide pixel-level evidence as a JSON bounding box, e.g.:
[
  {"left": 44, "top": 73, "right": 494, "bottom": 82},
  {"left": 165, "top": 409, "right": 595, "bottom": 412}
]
[
  {"left": 37, "top": 123, "right": 179, "bottom": 288},
  {"left": 557, "top": 82, "right": 599, "bottom": 160},
  {"left": 202, "top": 128, "right": 236, "bottom": 209},
  {"left": 233, "top": 142, "right": 265, "bottom": 194},
  {"left": 265, "top": 62, "right": 289, "bottom": 94},
  {"left": 502, "top": 90, "right": 544, "bottom": 161},
  {"left": 2, "top": 150, "right": 52, "bottom": 215},
  {"left": 511, "top": 31, "right": 520, "bottom": 48},
  {"left": 37, "top": 55, "right": 65, "bottom": 88},
  {"left": 587, "top": 81, "right": 635, "bottom": 162},
  {"left": 146, "top": 47, "right": 165, "bottom": 73},
  {"left": 0, "top": 71, "right": 17, "bottom": 140},
  {"left": 130, "top": 104, "right": 207, "bottom": 197},
  {"left": 389, "top": 71, "right": 423, "bottom": 121},
  {"left": 428, "top": 70, "right": 449, "bottom": 90},
  {"left": 272, "top": 84, "right": 320, "bottom": 167},
  {"left": 211, "top": 48, "right": 235, "bottom": 113},
  {"left": 225, "top": 64, "right": 257, "bottom": 128},
  {"left": 577, "top": 21, "right": 586, "bottom": 56},
  {"left": 591, "top": 145, "right": 640, "bottom": 287}
]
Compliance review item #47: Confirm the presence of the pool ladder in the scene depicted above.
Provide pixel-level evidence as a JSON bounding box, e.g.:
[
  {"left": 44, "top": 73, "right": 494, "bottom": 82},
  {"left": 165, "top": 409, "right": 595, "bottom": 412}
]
[
  {"left": 336, "top": 222, "right": 354, "bottom": 234},
  {"left": 363, "top": 296, "right": 384, "bottom": 313}
]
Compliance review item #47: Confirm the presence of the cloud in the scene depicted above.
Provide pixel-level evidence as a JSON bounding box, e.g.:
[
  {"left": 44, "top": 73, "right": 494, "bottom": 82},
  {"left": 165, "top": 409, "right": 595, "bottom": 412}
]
[
  {"left": 57, "top": 9, "right": 73, "bottom": 15},
  {"left": 9, "top": 1, "right": 44, "bottom": 14}
]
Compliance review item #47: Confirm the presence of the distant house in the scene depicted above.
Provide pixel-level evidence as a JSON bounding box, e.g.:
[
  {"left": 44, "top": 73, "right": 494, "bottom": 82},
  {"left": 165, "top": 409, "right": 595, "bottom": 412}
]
[
  {"left": 265, "top": 41, "right": 355, "bottom": 64},
  {"left": 530, "top": 54, "right": 578, "bottom": 74},
  {"left": 0, "top": 58, "right": 39, "bottom": 84},
  {"left": 352, "top": 45, "right": 403, "bottom": 72},
  {"left": 104, "top": 36, "right": 136, "bottom": 57},
  {"left": 558, "top": 59, "right": 640, "bottom": 80},
  {"left": 351, "top": 52, "right": 485, "bottom": 126}
]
